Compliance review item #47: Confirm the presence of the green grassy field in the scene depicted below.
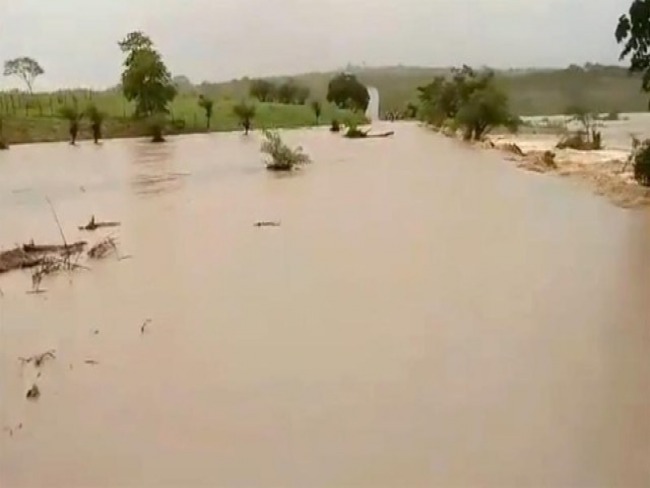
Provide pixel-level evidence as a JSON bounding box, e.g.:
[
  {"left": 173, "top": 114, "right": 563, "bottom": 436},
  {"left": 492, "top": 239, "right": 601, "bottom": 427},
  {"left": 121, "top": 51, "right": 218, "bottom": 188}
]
[
  {"left": 0, "top": 94, "right": 364, "bottom": 145},
  {"left": 0, "top": 64, "right": 647, "bottom": 145}
]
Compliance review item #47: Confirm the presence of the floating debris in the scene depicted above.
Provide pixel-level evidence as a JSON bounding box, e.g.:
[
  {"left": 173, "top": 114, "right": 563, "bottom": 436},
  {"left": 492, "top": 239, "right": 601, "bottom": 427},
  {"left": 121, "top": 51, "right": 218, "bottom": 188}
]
[
  {"left": 140, "top": 318, "right": 152, "bottom": 334},
  {"left": 18, "top": 350, "right": 56, "bottom": 368},
  {"left": 78, "top": 215, "right": 121, "bottom": 232},
  {"left": 26, "top": 384, "right": 40, "bottom": 400},
  {"left": 254, "top": 221, "right": 281, "bottom": 227},
  {"left": 88, "top": 237, "right": 118, "bottom": 259}
]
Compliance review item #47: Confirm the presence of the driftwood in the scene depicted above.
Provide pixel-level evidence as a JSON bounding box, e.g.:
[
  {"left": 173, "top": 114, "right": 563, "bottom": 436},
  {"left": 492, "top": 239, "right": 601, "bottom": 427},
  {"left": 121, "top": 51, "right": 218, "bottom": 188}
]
[
  {"left": 0, "top": 241, "right": 86, "bottom": 274},
  {"left": 345, "top": 128, "right": 395, "bottom": 139},
  {"left": 254, "top": 221, "right": 281, "bottom": 227},
  {"left": 78, "top": 215, "right": 121, "bottom": 231},
  {"left": 18, "top": 350, "right": 56, "bottom": 368}
]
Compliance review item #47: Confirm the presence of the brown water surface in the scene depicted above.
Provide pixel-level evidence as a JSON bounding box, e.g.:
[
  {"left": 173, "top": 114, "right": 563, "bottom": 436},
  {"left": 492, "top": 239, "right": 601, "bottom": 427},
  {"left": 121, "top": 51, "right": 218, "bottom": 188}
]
[{"left": 1, "top": 124, "right": 649, "bottom": 487}]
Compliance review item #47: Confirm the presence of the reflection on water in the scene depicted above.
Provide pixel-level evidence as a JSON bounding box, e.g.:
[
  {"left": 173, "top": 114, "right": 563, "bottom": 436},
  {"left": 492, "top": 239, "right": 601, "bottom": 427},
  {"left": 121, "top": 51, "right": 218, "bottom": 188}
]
[{"left": 0, "top": 124, "right": 649, "bottom": 488}]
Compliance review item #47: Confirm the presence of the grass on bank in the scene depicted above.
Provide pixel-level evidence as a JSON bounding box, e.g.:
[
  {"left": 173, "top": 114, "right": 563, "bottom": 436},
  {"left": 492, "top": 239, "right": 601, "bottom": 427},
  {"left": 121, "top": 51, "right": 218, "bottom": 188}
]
[{"left": 0, "top": 100, "right": 366, "bottom": 145}]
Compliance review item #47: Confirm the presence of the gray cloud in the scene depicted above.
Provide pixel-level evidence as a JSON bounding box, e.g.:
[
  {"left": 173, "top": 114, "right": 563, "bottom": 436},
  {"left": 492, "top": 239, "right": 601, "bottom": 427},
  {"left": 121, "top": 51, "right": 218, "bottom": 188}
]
[{"left": 0, "top": 0, "right": 628, "bottom": 90}]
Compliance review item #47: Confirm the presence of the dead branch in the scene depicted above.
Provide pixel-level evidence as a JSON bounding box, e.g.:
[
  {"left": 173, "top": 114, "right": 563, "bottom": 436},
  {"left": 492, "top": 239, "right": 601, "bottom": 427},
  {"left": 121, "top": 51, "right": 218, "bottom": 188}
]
[
  {"left": 140, "top": 318, "right": 152, "bottom": 334},
  {"left": 18, "top": 350, "right": 56, "bottom": 368},
  {"left": 254, "top": 221, "right": 281, "bottom": 227},
  {"left": 87, "top": 236, "right": 118, "bottom": 259},
  {"left": 84, "top": 359, "right": 99, "bottom": 365},
  {"left": 45, "top": 197, "right": 68, "bottom": 249}
]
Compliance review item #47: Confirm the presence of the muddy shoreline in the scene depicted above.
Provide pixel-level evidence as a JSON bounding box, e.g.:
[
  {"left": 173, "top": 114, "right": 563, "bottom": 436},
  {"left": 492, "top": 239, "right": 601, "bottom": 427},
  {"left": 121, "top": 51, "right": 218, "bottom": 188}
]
[{"left": 435, "top": 127, "right": 650, "bottom": 209}]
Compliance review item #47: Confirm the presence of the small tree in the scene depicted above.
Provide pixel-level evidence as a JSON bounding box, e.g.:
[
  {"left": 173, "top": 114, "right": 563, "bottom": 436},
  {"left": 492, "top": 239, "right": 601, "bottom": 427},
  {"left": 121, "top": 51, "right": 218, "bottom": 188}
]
[
  {"left": 455, "top": 84, "right": 514, "bottom": 140},
  {"left": 198, "top": 95, "right": 214, "bottom": 129},
  {"left": 59, "top": 105, "right": 83, "bottom": 145},
  {"left": 85, "top": 104, "right": 105, "bottom": 144},
  {"left": 261, "top": 130, "right": 311, "bottom": 171},
  {"left": 3, "top": 57, "right": 44, "bottom": 93},
  {"left": 233, "top": 101, "right": 256, "bottom": 135},
  {"left": 311, "top": 100, "right": 322, "bottom": 123},
  {"left": 327, "top": 73, "right": 369, "bottom": 112},
  {"left": 118, "top": 31, "right": 176, "bottom": 117}
]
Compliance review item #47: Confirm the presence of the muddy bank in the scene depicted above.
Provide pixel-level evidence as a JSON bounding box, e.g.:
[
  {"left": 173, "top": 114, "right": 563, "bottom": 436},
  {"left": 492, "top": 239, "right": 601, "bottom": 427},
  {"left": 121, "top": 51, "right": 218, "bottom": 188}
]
[{"left": 485, "top": 135, "right": 650, "bottom": 209}]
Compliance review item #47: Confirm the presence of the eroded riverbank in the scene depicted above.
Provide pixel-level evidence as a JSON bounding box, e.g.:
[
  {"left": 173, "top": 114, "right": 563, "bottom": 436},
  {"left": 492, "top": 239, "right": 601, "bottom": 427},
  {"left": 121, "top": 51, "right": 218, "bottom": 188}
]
[{"left": 1, "top": 124, "right": 649, "bottom": 487}]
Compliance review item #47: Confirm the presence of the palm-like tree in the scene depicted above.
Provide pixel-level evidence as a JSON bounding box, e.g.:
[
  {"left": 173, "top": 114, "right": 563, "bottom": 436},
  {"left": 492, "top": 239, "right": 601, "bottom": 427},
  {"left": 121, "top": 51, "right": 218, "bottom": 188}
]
[{"left": 198, "top": 95, "right": 214, "bottom": 130}]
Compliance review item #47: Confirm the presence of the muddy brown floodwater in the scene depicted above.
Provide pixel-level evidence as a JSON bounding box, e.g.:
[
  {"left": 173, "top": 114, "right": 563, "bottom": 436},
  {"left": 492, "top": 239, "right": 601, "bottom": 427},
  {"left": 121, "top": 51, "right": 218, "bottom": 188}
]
[{"left": 1, "top": 123, "right": 649, "bottom": 488}]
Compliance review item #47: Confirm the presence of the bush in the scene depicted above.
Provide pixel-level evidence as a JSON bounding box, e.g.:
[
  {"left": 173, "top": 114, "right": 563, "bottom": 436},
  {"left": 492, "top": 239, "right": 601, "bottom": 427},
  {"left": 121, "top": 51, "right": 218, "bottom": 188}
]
[
  {"left": 556, "top": 130, "right": 602, "bottom": 150},
  {"left": 261, "top": 130, "right": 311, "bottom": 171},
  {"left": 330, "top": 119, "right": 341, "bottom": 132},
  {"left": 633, "top": 140, "right": 650, "bottom": 186}
]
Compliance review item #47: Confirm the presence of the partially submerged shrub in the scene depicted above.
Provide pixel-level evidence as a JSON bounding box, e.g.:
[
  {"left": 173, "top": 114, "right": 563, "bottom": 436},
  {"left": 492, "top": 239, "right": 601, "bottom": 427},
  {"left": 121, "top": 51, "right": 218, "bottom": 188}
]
[
  {"left": 345, "top": 127, "right": 368, "bottom": 139},
  {"left": 633, "top": 140, "right": 650, "bottom": 187},
  {"left": 556, "top": 130, "right": 602, "bottom": 150},
  {"left": 261, "top": 130, "right": 311, "bottom": 171}
]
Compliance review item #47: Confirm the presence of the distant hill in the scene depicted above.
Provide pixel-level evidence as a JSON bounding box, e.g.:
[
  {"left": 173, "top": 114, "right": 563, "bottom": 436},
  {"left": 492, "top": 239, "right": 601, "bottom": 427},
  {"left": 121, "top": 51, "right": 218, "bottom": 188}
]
[{"left": 197, "top": 64, "right": 649, "bottom": 116}]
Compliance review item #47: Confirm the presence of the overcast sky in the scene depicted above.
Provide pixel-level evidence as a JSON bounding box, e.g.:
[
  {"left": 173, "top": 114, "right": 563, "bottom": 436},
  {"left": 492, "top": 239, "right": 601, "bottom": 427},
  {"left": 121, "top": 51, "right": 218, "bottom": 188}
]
[{"left": 0, "top": 0, "right": 630, "bottom": 90}]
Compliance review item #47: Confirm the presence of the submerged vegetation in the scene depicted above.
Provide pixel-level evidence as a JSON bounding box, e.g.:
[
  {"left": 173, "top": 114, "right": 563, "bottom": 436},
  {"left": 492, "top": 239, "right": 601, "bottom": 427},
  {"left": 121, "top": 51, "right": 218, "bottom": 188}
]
[
  {"left": 261, "top": 130, "right": 311, "bottom": 171},
  {"left": 633, "top": 141, "right": 650, "bottom": 186}
]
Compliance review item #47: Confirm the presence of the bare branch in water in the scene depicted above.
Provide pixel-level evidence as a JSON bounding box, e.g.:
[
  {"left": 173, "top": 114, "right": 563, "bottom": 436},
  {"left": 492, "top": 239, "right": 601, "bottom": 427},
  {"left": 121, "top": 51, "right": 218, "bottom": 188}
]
[
  {"left": 18, "top": 349, "right": 56, "bottom": 367},
  {"left": 141, "top": 318, "right": 152, "bottom": 334}
]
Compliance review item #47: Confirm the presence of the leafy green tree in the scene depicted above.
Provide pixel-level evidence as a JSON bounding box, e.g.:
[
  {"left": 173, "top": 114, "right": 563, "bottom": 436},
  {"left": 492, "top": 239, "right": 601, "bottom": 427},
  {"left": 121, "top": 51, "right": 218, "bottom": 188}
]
[
  {"left": 249, "top": 79, "right": 276, "bottom": 102},
  {"left": 311, "top": 100, "right": 322, "bottom": 123},
  {"left": 233, "top": 101, "right": 256, "bottom": 135},
  {"left": 418, "top": 66, "right": 515, "bottom": 140},
  {"left": 3, "top": 57, "right": 44, "bottom": 93},
  {"left": 616, "top": 0, "right": 650, "bottom": 104},
  {"left": 118, "top": 31, "right": 176, "bottom": 117},
  {"left": 85, "top": 104, "right": 105, "bottom": 144},
  {"left": 456, "top": 85, "right": 515, "bottom": 140},
  {"left": 198, "top": 95, "right": 214, "bottom": 129},
  {"left": 327, "top": 73, "right": 369, "bottom": 112}
]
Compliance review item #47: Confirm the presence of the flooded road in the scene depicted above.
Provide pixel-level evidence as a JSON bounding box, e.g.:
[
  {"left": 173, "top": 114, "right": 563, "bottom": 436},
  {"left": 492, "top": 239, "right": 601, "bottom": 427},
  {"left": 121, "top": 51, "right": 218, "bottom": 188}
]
[{"left": 1, "top": 123, "right": 649, "bottom": 487}]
